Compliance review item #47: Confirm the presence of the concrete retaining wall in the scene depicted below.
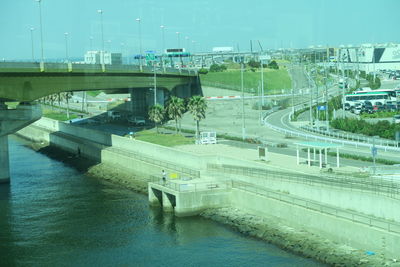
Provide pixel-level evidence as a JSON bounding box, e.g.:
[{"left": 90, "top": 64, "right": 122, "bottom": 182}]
[
  {"left": 231, "top": 188, "right": 400, "bottom": 258},
  {"left": 228, "top": 172, "right": 400, "bottom": 222}
]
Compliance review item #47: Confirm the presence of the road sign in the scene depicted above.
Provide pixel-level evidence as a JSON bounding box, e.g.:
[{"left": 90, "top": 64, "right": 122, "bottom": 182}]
[
  {"left": 371, "top": 147, "right": 378, "bottom": 157},
  {"left": 146, "top": 54, "right": 156, "bottom": 61},
  {"left": 317, "top": 105, "right": 326, "bottom": 111}
]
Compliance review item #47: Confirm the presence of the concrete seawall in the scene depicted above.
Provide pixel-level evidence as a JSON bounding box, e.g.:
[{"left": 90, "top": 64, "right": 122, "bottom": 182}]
[{"left": 16, "top": 117, "right": 400, "bottom": 264}]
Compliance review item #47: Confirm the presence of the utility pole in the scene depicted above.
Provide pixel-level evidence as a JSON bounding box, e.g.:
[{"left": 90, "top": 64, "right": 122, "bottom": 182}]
[
  {"left": 30, "top": 27, "right": 35, "bottom": 62},
  {"left": 241, "top": 62, "right": 246, "bottom": 140},
  {"left": 260, "top": 58, "right": 264, "bottom": 106},
  {"left": 324, "top": 57, "right": 329, "bottom": 131}
]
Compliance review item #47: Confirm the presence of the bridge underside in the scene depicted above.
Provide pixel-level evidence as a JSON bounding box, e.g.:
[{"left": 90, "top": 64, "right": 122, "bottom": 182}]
[{"left": 0, "top": 72, "right": 202, "bottom": 102}]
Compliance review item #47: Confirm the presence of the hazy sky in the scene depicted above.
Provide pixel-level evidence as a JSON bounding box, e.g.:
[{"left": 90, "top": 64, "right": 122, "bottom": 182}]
[{"left": 1, "top": 0, "right": 399, "bottom": 60}]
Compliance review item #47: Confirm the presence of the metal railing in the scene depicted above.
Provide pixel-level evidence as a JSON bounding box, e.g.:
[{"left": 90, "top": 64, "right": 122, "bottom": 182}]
[
  {"left": 149, "top": 175, "right": 232, "bottom": 193},
  {"left": 208, "top": 163, "right": 400, "bottom": 200},
  {"left": 263, "top": 113, "right": 400, "bottom": 153},
  {"left": 0, "top": 62, "right": 195, "bottom": 76},
  {"left": 111, "top": 147, "right": 201, "bottom": 178},
  {"left": 232, "top": 180, "right": 400, "bottom": 234},
  {"left": 301, "top": 125, "right": 400, "bottom": 149}
]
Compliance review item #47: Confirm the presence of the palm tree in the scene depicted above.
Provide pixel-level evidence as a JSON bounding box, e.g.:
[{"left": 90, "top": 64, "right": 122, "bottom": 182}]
[
  {"left": 187, "top": 95, "right": 207, "bottom": 139},
  {"left": 64, "top": 92, "right": 73, "bottom": 119},
  {"left": 148, "top": 104, "right": 165, "bottom": 133},
  {"left": 166, "top": 96, "right": 185, "bottom": 134}
]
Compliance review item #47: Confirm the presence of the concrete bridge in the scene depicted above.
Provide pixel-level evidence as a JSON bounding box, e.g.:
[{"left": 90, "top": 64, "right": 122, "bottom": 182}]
[
  {"left": 0, "top": 61, "right": 202, "bottom": 184},
  {"left": 0, "top": 62, "right": 202, "bottom": 102}
]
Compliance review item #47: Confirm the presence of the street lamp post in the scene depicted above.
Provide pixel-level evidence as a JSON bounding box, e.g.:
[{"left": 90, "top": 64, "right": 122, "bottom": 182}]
[
  {"left": 136, "top": 18, "right": 142, "bottom": 70},
  {"left": 30, "top": 27, "right": 35, "bottom": 62},
  {"left": 35, "top": 0, "right": 44, "bottom": 65},
  {"left": 260, "top": 58, "right": 264, "bottom": 106},
  {"left": 97, "top": 9, "right": 105, "bottom": 65},
  {"left": 160, "top": 25, "right": 165, "bottom": 71},
  {"left": 192, "top": 40, "right": 196, "bottom": 54},
  {"left": 241, "top": 62, "right": 246, "bottom": 140},
  {"left": 89, "top": 36, "right": 93, "bottom": 51},
  {"left": 64, "top": 32, "right": 69, "bottom": 62},
  {"left": 176, "top": 32, "right": 180, "bottom": 48},
  {"left": 185, "top": 36, "right": 189, "bottom": 51}
]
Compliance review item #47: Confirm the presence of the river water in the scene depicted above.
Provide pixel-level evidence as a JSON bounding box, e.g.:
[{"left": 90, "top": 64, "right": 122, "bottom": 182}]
[{"left": 0, "top": 136, "right": 324, "bottom": 266}]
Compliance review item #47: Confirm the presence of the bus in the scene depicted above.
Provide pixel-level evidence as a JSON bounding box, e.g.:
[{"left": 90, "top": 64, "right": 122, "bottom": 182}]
[
  {"left": 353, "top": 88, "right": 399, "bottom": 100},
  {"left": 344, "top": 91, "right": 391, "bottom": 108}
]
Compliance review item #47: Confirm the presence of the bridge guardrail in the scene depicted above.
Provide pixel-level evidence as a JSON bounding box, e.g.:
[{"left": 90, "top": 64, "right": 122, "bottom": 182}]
[
  {"left": 232, "top": 180, "right": 400, "bottom": 235},
  {"left": 0, "top": 62, "right": 195, "bottom": 76}
]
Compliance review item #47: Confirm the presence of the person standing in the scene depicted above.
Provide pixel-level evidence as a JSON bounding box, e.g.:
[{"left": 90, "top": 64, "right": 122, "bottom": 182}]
[{"left": 162, "top": 170, "right": 166, "bottom": 185}]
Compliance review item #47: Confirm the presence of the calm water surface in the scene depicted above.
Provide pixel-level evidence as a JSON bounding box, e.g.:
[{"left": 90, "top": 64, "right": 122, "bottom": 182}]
[{"left": 0, "top": 136, "right": 325, "bottom": 266}]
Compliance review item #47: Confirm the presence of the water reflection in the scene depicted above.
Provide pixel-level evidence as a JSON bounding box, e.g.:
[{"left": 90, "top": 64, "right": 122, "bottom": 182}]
[{"left": 0, "top": 136, "right": 324, "bottom": 266}]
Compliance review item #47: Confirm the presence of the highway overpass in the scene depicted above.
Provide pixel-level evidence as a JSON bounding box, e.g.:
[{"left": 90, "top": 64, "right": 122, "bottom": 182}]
[
  {"left": 0, "top": 61, "right": 202, "bottom": 184},
  {"left": 0, "top": 62, "right": 202, "bottom": 102}
]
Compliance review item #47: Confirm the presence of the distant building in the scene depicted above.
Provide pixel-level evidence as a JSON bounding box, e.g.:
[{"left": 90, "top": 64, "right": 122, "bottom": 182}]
[
  {"left": 212, "top": 47, "right": 234, "bottom": 53},
  {"left": 84, "top": 51, "right": 122, "bottom": 65},
  {"left": 338, "top": 43, "right": 400, "bottom": 72}
]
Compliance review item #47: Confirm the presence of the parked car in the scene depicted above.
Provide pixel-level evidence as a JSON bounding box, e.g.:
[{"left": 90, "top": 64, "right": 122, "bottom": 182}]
[
  {"left": 393, "top": 115, "right": 400, "bottom": 124},
  {"left": 128, "top": 116, "right": 146, "bottom": 126},
  {"left": 385, "top": 101, "right": 398, "bottom": 112},
  {"left": 363, "top": 101, "right": 374, "bottom": 114},
  {"left": 354, "top": 106, "right": 362, "bottom": 115},
  {"left": 107, "top": 111, "right": 121, "bottom": 120}
]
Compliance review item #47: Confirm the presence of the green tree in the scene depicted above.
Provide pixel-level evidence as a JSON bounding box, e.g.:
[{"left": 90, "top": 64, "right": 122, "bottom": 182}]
[
  {"left": 267, "top": 60, "right": 279, "bottom": 69},
  {"left": 209, "top": 64, "right": 227, "bottom": 72},
  {"left": 247, "top": 59, "right": 261, "bottom": 68},
  {"left": 148, "top": 104, "right": 165, "bottom": 133},
  {"left": 166, "top": 96, "right": 185, "bottom": 133},
  {"left": 187, "top": 95, "right": 207, "bottom": 139}
]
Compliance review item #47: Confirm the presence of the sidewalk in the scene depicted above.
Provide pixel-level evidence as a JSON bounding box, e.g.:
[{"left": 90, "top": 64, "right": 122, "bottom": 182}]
[{"left": 175, "top": 143, "right": 359, "bottom": 176}]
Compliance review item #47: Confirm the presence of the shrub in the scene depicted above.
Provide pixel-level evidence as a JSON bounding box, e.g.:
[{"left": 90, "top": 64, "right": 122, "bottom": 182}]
[{"left": 198, "top": 68, "right": 208, "bottom": 74}]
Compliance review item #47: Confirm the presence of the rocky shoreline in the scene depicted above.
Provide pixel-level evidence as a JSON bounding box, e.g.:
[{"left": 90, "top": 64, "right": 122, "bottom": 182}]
[
  {"left": 87, "top": 163, "right": 149, "bottom": 194},
  {"left": 200, "top": 208, "right": 397, "bottom": 267}
]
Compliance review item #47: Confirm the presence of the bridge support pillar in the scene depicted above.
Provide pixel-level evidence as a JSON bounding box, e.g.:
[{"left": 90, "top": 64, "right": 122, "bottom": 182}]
[
  {"left": 129, "top": 88, "right": 147, "bottom": 117},
  {"left": 162, "top": 192, "right": 174, "bottom": 212},
  {"left": 0, "top": 102, "right": 42, "bottom": 184},
  {"left": 0, "top": 135, "right": 10, "bottom": 183}
]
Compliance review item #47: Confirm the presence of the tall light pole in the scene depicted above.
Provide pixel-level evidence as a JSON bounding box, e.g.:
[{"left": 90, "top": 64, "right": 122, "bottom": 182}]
[
  {"left": 241, "top": 61, "right": 246, "bottom": 140},
  {"left": 185, "top": 36, "right": 189, "bottom": 51},
  {"left": 160, "top": 25, "right": 165, "bottom": 71},
  {"left": 176, "top": 32, "right": 180, "bottom": 48},
  {"left": 260, "top": 58, "right": 265, "bottom": 106},
  {"left": 35, "top": 0, "right": 44, "bottom": 64},
  {"left": 160, "top": 25, "right": 165, "bottom": 52},
  {"left": 136, "top": 18, "right": 142, "bottom": 69},
  {"left": 30, "top": 27, "right": 35, "bottom": 62},
  {"left": 97, "top": 9, "right": 105, "bottom": 64},
  {"left": 64, "top": 32, "right": 69, "bottom": 62},
  {"left": 89, "top": 36, "right": 93, "bottom": 51},
  {"left": 120, "top": 42, "right": 124, "bottom": 63},
  {"left": 192, "top": 40, "right": 196, "bottom": 54}
]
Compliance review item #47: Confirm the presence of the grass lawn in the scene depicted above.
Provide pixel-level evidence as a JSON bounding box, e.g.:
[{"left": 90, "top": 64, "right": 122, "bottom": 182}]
[
  {"left": 200, "top": 68, "right": 291, "bottom": 94},
  {"left": 42, "top": 108, "right": 78, "bottom": 121},
  {"left": 86, "top": 90, "right": 102, "bottom": 97},
  {"left": 135, "top": 130, "right": 194, "bottom": 147}
]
